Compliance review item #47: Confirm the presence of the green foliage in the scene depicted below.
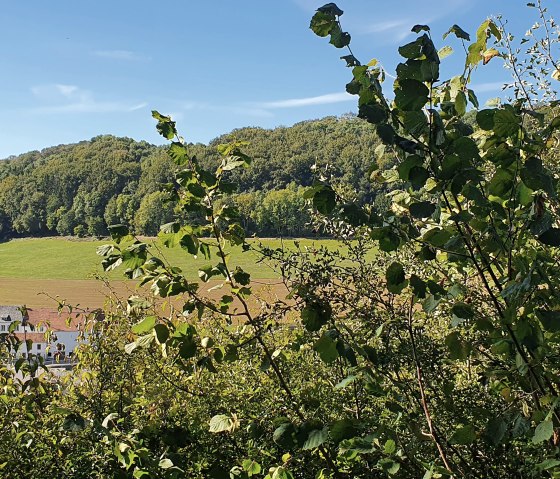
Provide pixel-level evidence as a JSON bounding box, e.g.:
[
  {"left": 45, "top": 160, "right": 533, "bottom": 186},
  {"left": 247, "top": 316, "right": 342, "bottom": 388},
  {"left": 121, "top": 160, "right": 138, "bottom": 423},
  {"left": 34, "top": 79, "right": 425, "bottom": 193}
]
[
  {"left": 7, "top": 3, "right": 560, "bottom": 478},
  {"left": 0, "top": 115, "right": 383, "bottom": 239}
]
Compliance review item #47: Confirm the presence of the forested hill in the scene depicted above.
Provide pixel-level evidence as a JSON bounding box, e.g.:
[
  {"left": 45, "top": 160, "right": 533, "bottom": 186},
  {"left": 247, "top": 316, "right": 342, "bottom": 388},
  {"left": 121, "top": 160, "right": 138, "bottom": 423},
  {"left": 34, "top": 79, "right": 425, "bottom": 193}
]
[{"left": 0, "top": 115, "right": 382, "bottom": 239}]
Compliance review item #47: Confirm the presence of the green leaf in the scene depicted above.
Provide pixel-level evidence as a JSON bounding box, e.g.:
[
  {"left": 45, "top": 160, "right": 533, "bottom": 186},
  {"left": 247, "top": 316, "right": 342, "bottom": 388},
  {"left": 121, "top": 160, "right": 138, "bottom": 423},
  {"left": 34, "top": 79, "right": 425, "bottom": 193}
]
[
  {"left": 394, "top": 79, "right": 429, "bottom": 111},
  {"left": 411, "top": 24, "right": 430, "bottom": 33},
  {"left": 313, "top": 333, "right": 339, "bottom": 364},
  {"left": 488, "top": 168, "right": 514, "bottom": 198},
  {"left": 493, "top": 109, "right": 519, "bottom": 137},
  {"left": 152, "top": 111, "right": 176, "bottom": 140},
  {"left": 398, "top": 34, "right": 438, "bottom": 63},
  {"left": 371, "top": 227, "right": 400, "bottom": 252},
  {"left": 485, "top": 417, "right": 507, "bottom": 446},
  {"left": 398, "top": 38, "right": 424, "bottom": 59},
  {"left": 62, "top": 413, "right": 86, "bottom": 432},
  {"left": 125, "top": 334, "right": 154, "bottom": 354},
  {"left": 409, "top": 201, "right": 436, "bottom": 219},
  {"left": 452, "top": 136, "right": 480, "bottom": 162},
  {"left": 179, "top": 337, "right": 197, "bottom": 359},
  {"left": 376, "top": 123, "right": 396, "bottom": 144},
  {"left": 533, "top": 419, "right": 553, "bottom": 444},
  {"left": 358, "top": 103, "right": 387, "bottom": 124},
  {"left": 468, "top": 89, "right": 479, "bottom": 108},
  {"left": 159, "top": 459, "right": 174, "bottom": 469},
  {"left": 384, "top": 439, "right": 397, "bottom": 454},
  {"left": 273, "top": 422, "right": 297, "bottom": 449},
  {"left": 449, "top": 424, "right": 476, "bottom": 445},
  {"left": 537, "top": 459, "right": 560, "bottom": 471},
  {"left": 198, "top": 265, "right": 214, "bottom": 282},
  {"left": 334, "top": 375, "right": 357, "bottom": 390},
  {"left": 476, "top": 109, "right": 496, "bottom": 130},
  {"left": 131, "top": 316, "right": 156, "bottom": 335},
  {"left": 122, "top": 243, "right": 147, "bottom": 269},
  {"left": 154, "top": 324, "right": 169, "bottom": 344},
  {"left": 168, "top": 142, "right": 189, "bottom": 165},
  {"left": 531, "top": 212, "right": 553, "bottom": 236},
  {"left": 317, "top": 3, "right": 343, "bottom": 16},
  {"left": 242, "top": 460, "right": 262, "bottom": 476},
  {"left": 520, "top": 157, "right": 556, "bottom": 195},
  {"left": 301, "top": 302, "right": 331, "bottom": 331},
  {"left": 423, "top": 228, "right": 452, "bottom": 247},
  {"left": 397, "top": 155, "right": 423, "bottom": 181},
  {"left": 108, "top": 224, "right": 130, "bottom": 243},
  {"left": 379, "top": 458, "right": 400, "bottom": 475},
  {"left": 445, "top": 332, "right": 471, "bottom": 360},
  {"left": 386, "top": 262, "right": 407, "bottom": 294},
  {"left": 96, "top": 244, "right": 113, "bottom": 257},
  {"left": 410, "top": 274, "right": 427, "bottom": 298},
  {"left": 536, "top": 310, "right": 560, "bottom": 332},
  {"left": 209, "top": 414, "right": 235, "bottom": 433},
  {"left": 451, "top": 302, "right": 474, "bottom": 320},
  {"left": 310, "top": 11, "right": 336, "bottom": 37},
  {"left": 454, "top": 90, "right": 467, "bottom": 116},
  {"left": 303, "top": 427, "right": 328, "bottom": 450},
  {"left": 340, "top": 54, "right": 360, "bottom": 67},
  {"left": 313, "top": 186, "right": 336, "bottom": 215},
  {"left": 180, "top": 234, "right": 199, "bottom": 256},
  {"left": 271, "top": 466, "right": 294, "bottom": 479},
  {"left": 409, "top": 166, "right": 430, "bottom": 190},
  {"left": 133, "top": 470, "right": 150, "bottom": 478},
  {"left": 443, "top": 24, "right": 471, "bottom": 41},
  {"left": 538, "top": 228, "right": 560, "bottom": 247},
  {"left": 329, "top": 26, "right": 351, "bottom": 48},
  {"left": 396, "top": 60, "right": 438, "bottom": 82},
  {"left": 330, "top": 419, "right": 358, "bottom": 443},
  {"left": 402, "top": 110, "right": 428, "bottom": 136},
  {"left": 438, "top": 45, "right": 453, "bottom": 60},
  {"left": 339, "top": 436, "right": 374, "bottom": 454}
]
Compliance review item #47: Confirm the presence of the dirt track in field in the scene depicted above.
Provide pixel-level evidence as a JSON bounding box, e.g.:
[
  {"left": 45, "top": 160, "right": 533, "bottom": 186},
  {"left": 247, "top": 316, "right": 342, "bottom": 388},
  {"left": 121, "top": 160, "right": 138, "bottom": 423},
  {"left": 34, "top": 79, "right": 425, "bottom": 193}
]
[{"left": 0, "top": 277, "right": 289, "bottom": 310}]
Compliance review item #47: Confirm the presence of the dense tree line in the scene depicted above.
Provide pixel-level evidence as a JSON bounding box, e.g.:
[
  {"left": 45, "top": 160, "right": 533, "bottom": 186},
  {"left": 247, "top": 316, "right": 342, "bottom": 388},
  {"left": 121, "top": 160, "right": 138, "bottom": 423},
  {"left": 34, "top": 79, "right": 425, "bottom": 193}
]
[{"left": 0, "top": 115, "right": 383, "bottom": 239}]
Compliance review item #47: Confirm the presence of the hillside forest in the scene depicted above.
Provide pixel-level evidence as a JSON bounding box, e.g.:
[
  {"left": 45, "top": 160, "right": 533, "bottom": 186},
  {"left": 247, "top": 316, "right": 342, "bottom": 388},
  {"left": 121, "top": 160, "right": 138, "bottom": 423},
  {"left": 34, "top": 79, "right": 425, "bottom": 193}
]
[{"left": 0, "top": 115, "right": 388, "bottom": 239}]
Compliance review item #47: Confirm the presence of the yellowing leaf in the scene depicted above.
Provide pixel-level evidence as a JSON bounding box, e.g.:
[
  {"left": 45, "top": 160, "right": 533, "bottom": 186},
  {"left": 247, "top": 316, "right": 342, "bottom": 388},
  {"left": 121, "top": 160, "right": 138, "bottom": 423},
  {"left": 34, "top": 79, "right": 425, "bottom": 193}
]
[{"left": 482, "top": 48, "right": 500, "bottom": 65}]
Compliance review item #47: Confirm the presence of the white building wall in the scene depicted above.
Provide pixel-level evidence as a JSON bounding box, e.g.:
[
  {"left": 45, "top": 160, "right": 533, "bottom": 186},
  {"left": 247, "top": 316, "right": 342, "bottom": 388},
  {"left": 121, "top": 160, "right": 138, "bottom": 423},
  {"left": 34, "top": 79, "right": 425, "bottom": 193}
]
[{"left": 50, "top": 331, "right": 80, "bottom": 355}]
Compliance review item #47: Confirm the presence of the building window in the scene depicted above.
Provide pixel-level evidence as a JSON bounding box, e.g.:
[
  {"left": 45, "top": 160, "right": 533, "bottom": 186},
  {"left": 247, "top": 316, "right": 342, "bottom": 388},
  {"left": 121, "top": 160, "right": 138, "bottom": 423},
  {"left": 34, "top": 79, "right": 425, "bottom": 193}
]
[
  {"left": 0, "top": 325, "right": 5, "bottom": 332},
  {"left": 37, "top": 344, "right": 41, "bottom": 350}
]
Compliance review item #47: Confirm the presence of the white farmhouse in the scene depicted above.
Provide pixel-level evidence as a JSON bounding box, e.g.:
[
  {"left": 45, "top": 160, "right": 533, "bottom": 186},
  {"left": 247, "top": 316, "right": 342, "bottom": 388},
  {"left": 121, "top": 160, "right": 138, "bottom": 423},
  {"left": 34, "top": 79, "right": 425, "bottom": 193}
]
[{"left": 0, "top": 305, "right": 102, "bottom": 360}]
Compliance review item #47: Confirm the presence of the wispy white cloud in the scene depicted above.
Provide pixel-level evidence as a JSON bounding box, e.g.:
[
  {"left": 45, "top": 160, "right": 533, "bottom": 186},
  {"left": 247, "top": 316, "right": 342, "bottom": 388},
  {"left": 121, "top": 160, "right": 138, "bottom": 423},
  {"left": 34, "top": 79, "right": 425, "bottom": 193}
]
[
  {"left": 470, "top": 81, "right": 507, "bottom": 93},
  {"left": 179, "top": 100, "right": 273, "bottom": 118},
  {"left": 92, "top": 49, "right": 149, "bottom": 61},
  {"left": 255, "top": 92, "right": 354, "bottom": 109},
  {"left": 363, "top": 18, "right": 414, "bottom": 40},
  {"left": 357, "top": 0, "right": 471, "bottom": 43},
  {"left": 29, "top": 83, "right": 145, "bottom": 114},
  {"left": 129, "top": 102, "right": 148, "bottom": 111},
  {"left": 165, "top": 92, "right": 353, "bottom": 121}
]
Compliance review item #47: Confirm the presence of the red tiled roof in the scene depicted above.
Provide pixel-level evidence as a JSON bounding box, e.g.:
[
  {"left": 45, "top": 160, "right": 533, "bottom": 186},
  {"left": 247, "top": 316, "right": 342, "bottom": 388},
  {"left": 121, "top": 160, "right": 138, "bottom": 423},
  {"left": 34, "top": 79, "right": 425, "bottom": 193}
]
[
  {"left": 25, "top": 308, "right": 103, "bottom": 332},
  {"left": 14, "top": 332, "right": 46, "bottom": 343}
]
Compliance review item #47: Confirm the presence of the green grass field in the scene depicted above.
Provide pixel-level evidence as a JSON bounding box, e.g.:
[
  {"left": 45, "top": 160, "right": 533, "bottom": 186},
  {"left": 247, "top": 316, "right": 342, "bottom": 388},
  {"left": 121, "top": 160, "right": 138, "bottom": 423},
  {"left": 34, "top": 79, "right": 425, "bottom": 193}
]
[
  {"left": 0, "top": 237, "right": 348, "bottom": 307},
  {"left": 0, "top": 237, "right": 343, "bottom": 280}
]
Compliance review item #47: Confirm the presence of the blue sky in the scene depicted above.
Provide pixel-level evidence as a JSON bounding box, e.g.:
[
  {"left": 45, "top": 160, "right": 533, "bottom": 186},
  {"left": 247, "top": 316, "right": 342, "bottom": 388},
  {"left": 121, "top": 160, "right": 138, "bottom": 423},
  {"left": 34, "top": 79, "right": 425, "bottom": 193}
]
[{"left": 0, "top": 1, "right": 554, "bottom": 158}]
